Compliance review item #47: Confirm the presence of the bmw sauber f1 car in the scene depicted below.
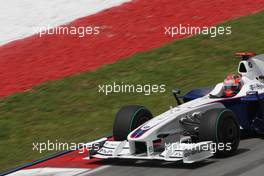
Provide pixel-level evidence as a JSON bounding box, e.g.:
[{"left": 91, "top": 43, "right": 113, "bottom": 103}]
[{"left": 85, "top": 53, "right": 264, "bottom": 163}]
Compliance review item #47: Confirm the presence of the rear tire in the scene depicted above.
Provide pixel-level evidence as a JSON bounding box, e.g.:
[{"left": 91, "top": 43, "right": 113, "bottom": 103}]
[
  {"left": 199, "top": 108, "right": 240, "bottom": 157},
  {"left": 113, "top": 105, "right": 153, "bottom": 141}
]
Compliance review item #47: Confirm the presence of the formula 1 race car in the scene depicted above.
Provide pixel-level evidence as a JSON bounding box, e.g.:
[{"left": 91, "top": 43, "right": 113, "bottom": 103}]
[{"left": 86, "top": 53, "right": 264, "bottom": 163}]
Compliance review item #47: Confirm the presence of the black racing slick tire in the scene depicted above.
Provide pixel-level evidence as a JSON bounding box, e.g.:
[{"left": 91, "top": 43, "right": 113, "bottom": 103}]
[
  {"left": 199, "top": 108, "right": 240, "bottom": 157},
  {"left": 113, "top": 105, "right": 153, "bottom": 141}
]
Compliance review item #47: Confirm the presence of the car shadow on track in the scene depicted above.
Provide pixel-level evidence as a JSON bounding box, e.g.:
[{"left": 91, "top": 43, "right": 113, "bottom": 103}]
[
  {"left": 240, "top": 131, "right": 264, "bottom": 139},
  {"left": 212, "top": 148, "right": 250, "bottom": 160},
  {"left": 90, "top": 158, "right": 215, "bottom": 169}
]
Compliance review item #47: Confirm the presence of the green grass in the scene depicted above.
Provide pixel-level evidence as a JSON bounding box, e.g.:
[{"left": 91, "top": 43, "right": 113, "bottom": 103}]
[{"left": 1, "top": 11, "right": 264, "bottom": 173}]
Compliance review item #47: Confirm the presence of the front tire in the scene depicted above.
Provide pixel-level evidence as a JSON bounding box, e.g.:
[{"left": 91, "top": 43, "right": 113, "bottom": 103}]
[
  {"left": 113, "top": 105, "right": 153, "bottom": 141},
  {"left": 199, "top": 108, "right": 240, "bottom": 157}
]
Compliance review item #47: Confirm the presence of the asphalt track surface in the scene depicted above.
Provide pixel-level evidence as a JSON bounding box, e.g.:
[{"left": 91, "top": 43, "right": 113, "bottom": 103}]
[{"left": 82, "top": 136, "right": 264, "bottom": 176}]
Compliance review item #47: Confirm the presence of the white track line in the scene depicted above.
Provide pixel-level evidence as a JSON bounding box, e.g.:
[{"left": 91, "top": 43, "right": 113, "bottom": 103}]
[
  {"left": 0, "top": 0, "right": 131, "bottom": 45},
  {"left": 8, "top": 167, "right": 91, "bottom": 176}
]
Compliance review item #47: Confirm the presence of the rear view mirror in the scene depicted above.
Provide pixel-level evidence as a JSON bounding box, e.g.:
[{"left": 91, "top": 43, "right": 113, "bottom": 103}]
[
  {"left": 172, "top": 89, "right": 181, "bottom": 95},
  {"left": 172, "top": 88, "right": 182, "bottom": 105}
]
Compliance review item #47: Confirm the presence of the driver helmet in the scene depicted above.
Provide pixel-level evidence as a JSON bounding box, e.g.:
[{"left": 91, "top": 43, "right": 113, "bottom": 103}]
[{"left": 223, "top": 74, "right": 242, "bottom": 97}]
